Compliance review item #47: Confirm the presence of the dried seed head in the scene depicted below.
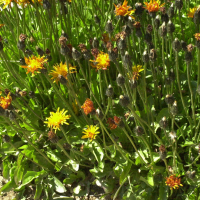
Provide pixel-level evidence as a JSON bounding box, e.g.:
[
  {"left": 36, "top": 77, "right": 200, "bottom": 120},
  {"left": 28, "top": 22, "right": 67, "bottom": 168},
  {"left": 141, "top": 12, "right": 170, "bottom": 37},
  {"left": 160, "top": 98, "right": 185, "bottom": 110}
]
[
  {"left": 142, "top": 50, "right": 149, "bottom": 63},
  {"left": 105, "top": 20, "right": 113, "bottom": 33},
  {"left": 169, "top": 69, "right": 175, "bottom": 82},
  {"left": 29, "top": 91, "right": 35, "bottom": 98},
  {"left": 168, "top": 3, "right": 174, "bottom": 18},
  {"left": 134, "top": 21, "right": 141, "bottom": 29},
  {"left": 173, "top": 38, "right": 181, "bottom": 52},
  {"left": 124, "top": 51, "right": 132, "bottom": 68},
  {"left": 170, "top": 101, "right": 178, "bottom": 116},
  {"left": 165, "top": 94, "right": 174, "bottom": 105},
  {"left": 61, "top": 30, "right": 69, "bottom": 40},
  {"left": 119, "top": 95, "right": 130, "bottom": 107},
  {"left": 36, "top": 46, "right": 44, "bottom": 56},
  {"left": 43, "top": 0, "right": 51, "bottom": 9},
  {"left": 48, "top": 131, "right": 58, "bottom": 143},
  {"left": 19, "top": 91, "right": 27, "bottom": 97},
  {"left": 175, "top": 0, "right": 183, "bottom": 10},
  {"left": 2, "top": 135, "right": 10, "bottom": 143},
  {"left": 114, "top": 116, "right": 125, "bottom": 128},
  {"left": 72, "top": 47, "right": 82, "bottom": 61},
  {"left": 159, "top": 22, "right": 167, "bottom": 37},
  {"left": 117, "top": 74, "right": 125, "bottom": 87},
  {"left": 92, "top": 37, "right": 99, "bottom": 49},
  {"left": 94, "top": 15, "right": 100, "bottom": 24},
  {"left": 149, "top": 49, "right": 157, "bottom": 62},
  {"left": 159, "top": 116, "right": 168, "bottom": 129},
  {"left": 134, "top": 126, "right": 144, "bottom": 136},
  {"left": 167, "top": 20, "right": 175, "bottom": 33},
  {"left": 154, "top": 15, "right": 160, "bottom": 30},
  {"left": 181, "top": 40, "right": 187, "bottom": 51},
  {"left": 159, "top": 145, "right": 167, "bottom": 160},
  {"left": 106, "top": 84, "right": 114, "bottom": 98},
  {"left": 135, "top": 3, "right": 144, "bottom": 16}
]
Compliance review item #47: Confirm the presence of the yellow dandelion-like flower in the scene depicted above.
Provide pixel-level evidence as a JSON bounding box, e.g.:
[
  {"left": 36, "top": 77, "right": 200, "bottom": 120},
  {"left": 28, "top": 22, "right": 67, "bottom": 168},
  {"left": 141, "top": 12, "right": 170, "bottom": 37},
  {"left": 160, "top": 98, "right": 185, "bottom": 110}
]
[
  {"left": 130, "top": 65, "right": 144, "bottom": 80},
  {"left": 15, "top": 0, "right": 42, "bottom": 6},
  {"left": 45, "top": 108, "right": 71, "bottom": 132},
  {"left": 20, "top": 55, "right": 47, "bottom": 76},
  {"left": 144, "top": 0, "right": 165, "bottom": 13},
  {"left": 82, "top": 125, "right": 100, "bottom": 141},
  {"left": 188, "top": 7, "right": 197, "bottom": 18},
  {"left": 0, "top": 93, "right": 12, "bottom": 109},
  {"left": 165, "top": 175, "right": 183, "bottom": 190},
  {"left": 90, "top": 52, "right": 110, "bottom": 70},
  {"left": 114, "top": 0, "right": 135, "bottom": 19},
  {"left": 49, "top": 62, "right": 76, "bottom": 84},
  {"left": 194, "top": 33, "right": 200, "bottom": 41},
  {"left": 0, "top": 0, "right": 13, "bottom": 9}
]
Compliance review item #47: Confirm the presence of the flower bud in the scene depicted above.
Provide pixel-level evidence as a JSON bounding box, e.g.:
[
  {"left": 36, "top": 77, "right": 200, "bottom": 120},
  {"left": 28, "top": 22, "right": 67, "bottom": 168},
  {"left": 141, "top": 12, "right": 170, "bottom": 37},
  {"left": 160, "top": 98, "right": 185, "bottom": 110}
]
[
  {"left": 25, "top": 49, "right": 33, "bottom": 57},
  {"left": 105, "top": 20, "right": 113, "bottom": 33},
  {"left": 165, "top": 94, "right": 174, "bottom": 105},
  {"left": 136, "top": 28, "right": 142, "bottom": 38},
  {"left": 9, "top": 111, "right": 16, "bottom": 121},
  {"left": 96, "top": 108, "right": 103, "bottom": 119},
  {"left": 127, "top": 16, "right": 134, "bottom": 29},
  {"left": 144, "top": 32, "right": 152, "bottom": 44},
  {"left": 193, "top": 9, "right": 200, "bottom": 25},
  {"left": 119, "top": 95, "right": 130, "bottom": 107},
  {"left": 181, "top": 40, "right": 187, "bottom": 51},
  {"left": 186, "top": 171, "right": 196, "bottom": 179},
  {"left": 159, "top": 116, "right": 168, "bottom": 129},
  {"left": 161, "top": 13, "right": 169, "bottom": 24},
  {"left": 2, "top": 135, "right": 10, "bottom": 143},
  {"left": 19, "top": 57, "right": 26, "bottom": 65},
  {"left": 149, "top": 49, "right": 157, "bottom": 62},
  {"left": 142, "top": 50, "right": 149, "bottom": 63},
  {"left": 108, "top": 49, "right": 117, "bottom": 62},
  {"left": 154, "top": 15, "right": 160, "bottom": 29},
  {"left": 60, "top": 3, "right": 68, "bottom": 15},
  {"left": 124, "top": 51, "right": 132, "bottom": 68},
  {"left": 170, "top": 101, "right": 178, "bottom": 116},
  {"left": 123, "top": 25, "right": 131, "bottom": 37},
  {"left": 159, "top": 145, "right": 167, "bottom": 160},
  {"left": 175, "top": 0, "right": 183, "bottom": 10},
  {"left": 48, "top": 131, "right": 58, "bottom": 143},
  {"left": 63, "top": 143, "right": 71, "bottom": 150},
  {"left": 135, "top": 3, "right": 144, "bottom": 16},
  {"left": 29, "top": 91, "right": 35, "bottom": 98},
  {"left": 106, "top": 85, "right": 114, "bottom": 98},
  {"left": 185, "top": 51, "right": 193, "bottom": 63},
  {"left": 129, "top": 80, "right": 137, "bottom": 89},
  {"left": 117, "top": 38, "right": 126, "bottom": 50},
  {"left": 94, "top": 15, "right": 100, "bottom": 24},
  {"left": 17, "top": 34, "right": 26, "bottom": 50},
  {"left": 169, "top": 131, "right": 176, "bottom": 141},
  {"left": 134, "top": 126, "right": 144, "bottom": 136},
  {"left": 159, "top": 22, "right": 167, "bottom": 37},
  {"left": 92, "top": 37, "right": 99, "bottom": 49},
  {"left": 116, "top": 74, "right": 125, "bottom": 87},
  {"left": 36, "top": 46, "right": 44, "bottom": 56},
  {"left": 167, "top": 20, "right": 175, "bottom": 34},
  {"left": 168, "top": 3, "right": 174, "bottom": 18},
  {"left": 43, "top": 0, "right": 51, "bottom": 9},
  {"left": 173, "top": 38, "right": 181, "bottom": 52},
  {"left": 72, "top": 47, "right": 82, "bottom": 61}
]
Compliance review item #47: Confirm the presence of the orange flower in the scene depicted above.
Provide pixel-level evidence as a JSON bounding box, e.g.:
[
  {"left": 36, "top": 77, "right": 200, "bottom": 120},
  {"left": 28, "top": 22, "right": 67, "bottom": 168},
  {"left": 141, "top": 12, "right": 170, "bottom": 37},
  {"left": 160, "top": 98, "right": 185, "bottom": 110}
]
[
  {"left": 81, "top": 98, "right": 95, "bottom": 115},
  {"left": 0, "top": 93, "right": 12, "bottom": 109},
  {"left": 194, "top": 33, "right": 200, "bottom": 41},
  {"left": 20, "top": 55, "right": 47, "bottom": 76},
  {"left": 114, "top": 116, "right": 121, "bottom": 125},
  {"left": 114, "top": 0, "right": 135, "bottom": 18},
  {"left": 165, "top": 175, "right": 183, "bottom": 190},
  {"left": 90, "top": 52, "right": 110, "bottom": 70},
  {"left": 144, "top": 0, "right": 165, "bottom": 13},
  {"left": 107, "top": 118, "right": 117, "bottom": 129}
]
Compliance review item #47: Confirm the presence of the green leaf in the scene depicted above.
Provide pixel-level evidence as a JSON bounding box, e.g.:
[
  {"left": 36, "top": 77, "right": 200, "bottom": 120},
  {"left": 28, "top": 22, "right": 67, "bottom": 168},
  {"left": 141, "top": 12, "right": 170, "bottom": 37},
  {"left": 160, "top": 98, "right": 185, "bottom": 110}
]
[
  {"left": 3, "top": 160, "right": 9, "bottom": 179},
  {"left": 120, "top": 161, "right": 132, "bottom": 185},
  {"left": 156, "top": 108, "right": 169, "bottom": 122},
  {"left": 70, "top": 160, "right": 79, "bottom": 171},
  {"left": 158, "top": 185, "right": 168, "bottom": 200},
  {"left": 0, "top": 180, "right": 17, "bottom": 193},
  {"left": 53, "top": 176, "right": 67, "bottom": 193},
  {"left": 14, "top": 165, "right": 24, "bottom": 184},
  {"left": 92, "top": 141, "right": 104, "bottom": 163},
  {"left": 34, "top": 183, "right": 43, "bottom": 200},
  {"left": 140, "top": 176, "right": 154, "bottom": 188}
]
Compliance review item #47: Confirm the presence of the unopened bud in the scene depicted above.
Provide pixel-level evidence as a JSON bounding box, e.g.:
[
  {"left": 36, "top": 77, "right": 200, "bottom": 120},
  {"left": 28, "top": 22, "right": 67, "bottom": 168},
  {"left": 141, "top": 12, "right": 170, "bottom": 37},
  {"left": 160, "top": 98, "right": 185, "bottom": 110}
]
[
  {"left": 170, "top": 101, "right": 178, "bottom": 116},
  {"left": 142, "top": 50, "right": 149, "bottom": 63},
  {"left": 167, "top": 20, "right": 175, "bottom": 33},
  {"left": 119, "top": 95, "right": 130, "bottom": 107},
  {"left": 173, "top": 38, "right": 181, "bottom": 52},
  {"left": 159, "top": 22, "right": 167, "bottom": 37},
  {"left": 94, "top": 15, "right": 100, "bottom": 24},
  {"left": 159, "top": 116, "right": 168, "bottom": 129},
  {"left": 48, "top": 131, "right": 58, "bottom": 143},
  {"left": 2, "top": 135, "right": 10, "bottom": 143},
  {"left": 134, "top": 126, "right": 144, "bottom": 136},
  {"left": 165, "top": 94, "right": 174, "bottom": 105},
  {"left": 72, "top": 47, "right": 82, "bottom": 61},
  {"left": 159, "top": 145, "right": 167, "bottom": 160},
  {"left": 168, "top": 3, "right": 174, "bottom": 18},
  {"left": 106, "top": 85, "right": 114, "bottom": 98},
  {"left": 105, "top": 20, "right": 113, "bottom": 33},
  {"left": 175, "top": 0, "right": 183, "bottom": 10},
  {"left": 116, "top": 74, "right": 125, "bottom": 87},
  {"left": 154, "top": 15, "right": 160, "bottom": 29},
  {"left": 43, "top": 0, "right": 51, "bottom": 9},
  {"left": 92, "top": 37, "right": 99, "bottom": 49}
]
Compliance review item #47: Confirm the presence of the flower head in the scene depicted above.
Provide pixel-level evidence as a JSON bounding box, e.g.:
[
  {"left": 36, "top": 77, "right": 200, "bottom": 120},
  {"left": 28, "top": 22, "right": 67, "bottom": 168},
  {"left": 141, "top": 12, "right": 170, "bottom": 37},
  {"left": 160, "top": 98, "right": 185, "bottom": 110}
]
[
  {"left": 165, "top": 175, "right": 183, "bottom": 190},
  {"left": 20, "top": 55, "right": 47, "bottom": 76},
  {"left": 144, "top": 0, "right": 165, "bottom": 13},
  {"left": 194, "top": 33, "right": 200, "bottom": 41},
  {"left": 45, "top": 108, "right": 71, "bottom": 132},
  {"left": 0, "top": 93, "right": 12, "bottom": 109},
  {"left": 0, "top": 24, "right": 4, "bottom": 28},
  {"left": 90, "top": 52, "right": 110, "bottom": 70},
  {"left": 130, "top": 65, "right": 144, "bottom": 80},
  {"left": 49, "top": 62, "right": 76, "bottom": 84},
  {"left": 82, "top": 125, "right": 100, "bottom": 141},
  {"left": 107, "top": 118, "right": 117, "bottom": 129},
  {"left": 0, "top": 0, "right": 13, "bottom": 9},
  {"left": 188, "top": 7, "right": 197, "bottom": 18},
  {"left": 81, "top": 98, "right": 95, "bottom": 115},
  {"left": 16, "top": 0, "right": 43, "bottom": 6},
  {"left": 114, "top": 0, "right": 135, "bottom": 18}
]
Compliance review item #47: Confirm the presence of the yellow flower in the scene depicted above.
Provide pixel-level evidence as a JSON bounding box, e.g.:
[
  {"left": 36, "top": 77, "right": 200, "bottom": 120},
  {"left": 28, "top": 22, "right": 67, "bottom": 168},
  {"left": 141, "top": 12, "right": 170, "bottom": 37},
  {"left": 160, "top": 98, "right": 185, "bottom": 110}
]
[
  {"left": 165, "top": 175, "right": 183, "bottom": 190},
  {"left": 188, "top": 7, "right": 197, "bottom": 18},
  {"left": 49, "top": 62, "right": 76, "bottom": 84},
  {"left": 45, "top": 108, "right": 71, "bottom": 132},
  {"left": 0, "top": 93, "right": 12, "bottom": 109},
  {"left": 90, "top": 52, "right": 110, "bottom": 70},
  {"left": 144, "top": 0, "right": 165, "bottom": 13},
  {"left": 15, "top": 0, "right": 42, "bottom": 6},
  {"left": 114, "top": 0, "right": 135, "bottom": 18},
  {"left": 0, "top": 0, "right": 13, "bottom": 9},
  {"left": 130, "top": 65, "right": 144, "bottom": 80},
  {"left": 194, "top": 33, "right": 200, "bottom": 41},
  {"left": 20, "top": 55, "right": 47, "bottom": 76},
  {"left": 0, "top": 24, "right": 4, "bottom": 28},
  {"left": 82, "top": 125, "right": 100, "bottom": 141}
]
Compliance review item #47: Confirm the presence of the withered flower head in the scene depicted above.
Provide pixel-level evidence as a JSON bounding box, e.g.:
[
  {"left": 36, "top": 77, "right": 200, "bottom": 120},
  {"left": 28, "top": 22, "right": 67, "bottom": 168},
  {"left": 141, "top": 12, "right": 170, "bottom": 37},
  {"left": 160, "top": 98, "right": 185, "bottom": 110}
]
[
  {"left": 147, "top": 24, "right": 153, "bottom": 33},
  {"left": 187, "top": 44, "right": 194, "bottom": 52},
  {"left": 59, "top": 36, "right": 67, "bottom": 47},
  {"left": 78, "top": 43, "right": 87, "bottom": 52},
  {"left": 134, "top": 21, "right": 141, "bottom": 29},
  {"left": 107, "top": 118, "right": 117, "bottom": 130},
  {"left": 159, "top": 144, "right": 166, "bottom": 153},
  {"left": 160, "top": 6, "right": 166, "bottom": 14},
  {"left": 19, "top": 34, "right": 27, "bottom": 42},
  {"left": 91, "top": 48, "right": 99, "bottom": 59}
]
